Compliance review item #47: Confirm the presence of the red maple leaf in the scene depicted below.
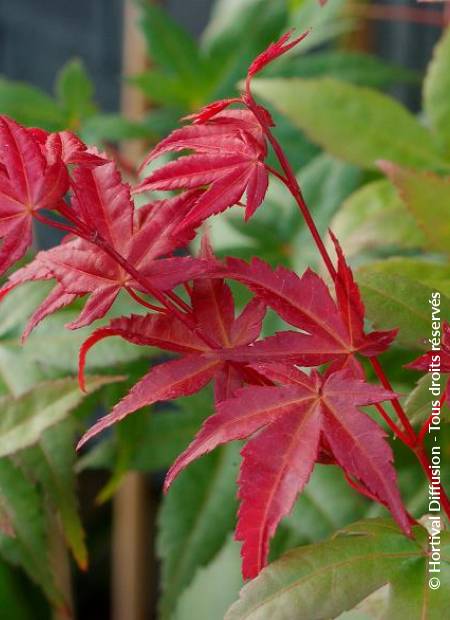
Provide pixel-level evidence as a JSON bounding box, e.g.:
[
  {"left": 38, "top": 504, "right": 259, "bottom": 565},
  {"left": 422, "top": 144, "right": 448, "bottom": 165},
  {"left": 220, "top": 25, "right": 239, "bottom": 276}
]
[
  {"left": 0, "top": 163, "right": 210, "bottom": 334},
  {"left": 0, "top": 116, "right": 69, "bottom": 275},
  {"left": 165, "top": 365, "right": 410, "bottom": 579},
  {"left": 407, "top": 321, "right": 450, "bottom": 405},
  {"left": 134, "top": 109, "right": 269, "bottom": 225},
  {"left": 215, "top": 248, "right": 397, "bottom": 368},
  {"left": 76, "top": 275, "right": 267, "bottom": 448}
]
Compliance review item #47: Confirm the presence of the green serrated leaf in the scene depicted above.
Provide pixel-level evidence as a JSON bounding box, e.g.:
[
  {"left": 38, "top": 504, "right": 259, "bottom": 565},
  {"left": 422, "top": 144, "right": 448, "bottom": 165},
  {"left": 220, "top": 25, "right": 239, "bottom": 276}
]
[
  {"left": 23, "top": 311, "right": 149, "bottom": 373},
  {"left": 357, "top": 267, "right": 450, "bottom": 349},
  {"left": 270, "top": 51, "right": 419, "bottom": 89},
  {"left": 56, "top": 59, "right": 96, "bottom": 126},
  {"left": 0, "top": 78, "right": 64, "bottom": 131},
  {"left": 0, "top": 458, "right": 63, "bottom": 608},
  {"left": 330, "top": 180, "right": 425, "bottom": 258},
  {"left": 405, "top": 374, "right": 450, "bottom": 425},
  {"left": 131, "top": 70, "right": 194, "bottom": 107},
  {"left": 226, "top": 519, "right": 444, "bottom": 620},
  {"left": 18, "top": 419, "right": 87, "bottom": 569},
  {"left": 0, "top": 376, "right": 121, "bottom": 458},
  {"left": 424, "top": 26, "right": 450, "bottom": 158},
  {"left": 383, "top": 165, "right": 450, "bottom": 255},
  {"left": 80, "top": 113, "right": 156, "bottom": 144},
  {"left": 157, "top": 444, "right": 240, "bottom": 620},
  {"left": 138, "top": 2, "right": 204, "bottom": 86},
  {"left": 359, "top": 258, "right": 450, "bottom": 297},
  {"left": 250, "top": 77, "right": 444, "bottom": 170}
]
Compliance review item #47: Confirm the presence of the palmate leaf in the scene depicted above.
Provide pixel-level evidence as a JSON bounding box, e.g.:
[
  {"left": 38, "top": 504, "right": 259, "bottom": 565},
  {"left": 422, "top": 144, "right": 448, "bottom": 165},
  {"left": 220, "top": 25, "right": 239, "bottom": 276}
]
[
  {"left": 166, "top": 368, "right": 409, "bottom": 579},
  {"left": 250, "top": 77, "right": 444, "bottom": 170},
  {"left": 222, "top": 255, "right": 396, "bottom": 360},
  {"left": 226, "top": 519, "right": 450, "bottom": 620},
  {"left": 0, "top": 160, "right": 209, "bottom": 334},
  {"left": 158, "top": 444, "right": 240, "bottom": 620},
  {"left": 0, "top": 117, "right": 68, "bottom": 275},
  {"left": 77, "top": 277, "right": 267, "bottom": 447},
  {"left": 135, "top": 113, "right": 270, "bottom": 225}
]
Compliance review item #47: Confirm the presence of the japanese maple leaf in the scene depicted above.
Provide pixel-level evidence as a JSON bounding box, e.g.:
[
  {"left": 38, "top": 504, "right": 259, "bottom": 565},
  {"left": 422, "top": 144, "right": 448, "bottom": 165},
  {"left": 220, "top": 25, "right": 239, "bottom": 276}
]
[
  {"left": 0, "top": 163, "right": 209, "bottom": 334},
  {"left": 134, "top": 110, "right": 269, "bottom": 225},
  {"left": 407, "top": 321, "right": 450, "bottom": 406},
  {"left": 0, "top": 116, "right": 69, "bottom": 275},
  {"left": 217, "top": 243, "right": 397, "bottom": 368},
  {"left": 165, "top": 365, "right": 410, "bottom": 579},
  {"left": 76, "top": 277, "right": 267, "bottom": 448}
]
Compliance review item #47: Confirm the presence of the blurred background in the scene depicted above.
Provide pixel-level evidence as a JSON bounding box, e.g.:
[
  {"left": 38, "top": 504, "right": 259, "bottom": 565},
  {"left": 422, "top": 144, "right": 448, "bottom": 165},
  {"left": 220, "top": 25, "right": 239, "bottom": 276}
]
[{"left": 0, "top": 1, "right": 448, "bottom": 619}]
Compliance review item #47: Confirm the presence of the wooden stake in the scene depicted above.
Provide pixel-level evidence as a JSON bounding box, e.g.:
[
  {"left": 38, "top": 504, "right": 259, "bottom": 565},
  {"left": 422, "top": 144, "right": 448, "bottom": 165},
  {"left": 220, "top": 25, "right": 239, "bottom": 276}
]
[{"left": 112, "top": 3, "right": 154, "bottom": 620}]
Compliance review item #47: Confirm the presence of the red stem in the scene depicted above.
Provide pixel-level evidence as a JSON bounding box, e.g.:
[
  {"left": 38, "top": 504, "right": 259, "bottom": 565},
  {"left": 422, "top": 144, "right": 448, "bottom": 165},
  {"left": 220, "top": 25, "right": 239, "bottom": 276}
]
[
  {"left": 369, "top": 357, "right": 416, "bottom": 443},
  {"left": 126, "top": 288, "right": 168, "bottom": 314},
  {"left": 373, "top": 403, "right": 411, "bottom": 445},
  {"left": 33, "top": 211, "right": 78, "bottom": 236},
  {"left": 244, "top": 86, "right": 450, "bottom": 521}
]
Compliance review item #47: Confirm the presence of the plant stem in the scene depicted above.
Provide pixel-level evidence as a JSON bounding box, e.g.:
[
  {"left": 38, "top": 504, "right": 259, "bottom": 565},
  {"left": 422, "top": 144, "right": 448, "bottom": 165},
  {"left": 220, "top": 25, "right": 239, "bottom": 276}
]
[
  {"left": 373, "top": 403, "right": 411, "bottom": 445},
  {"left": 126, "top": 288, "right": 168, "bottom": 313},
  {"left": 244, "top": 89, "right": 450, "bottom": 520},
  {"left": 369, "top": 357, "right": 416, "bottom": 443}
]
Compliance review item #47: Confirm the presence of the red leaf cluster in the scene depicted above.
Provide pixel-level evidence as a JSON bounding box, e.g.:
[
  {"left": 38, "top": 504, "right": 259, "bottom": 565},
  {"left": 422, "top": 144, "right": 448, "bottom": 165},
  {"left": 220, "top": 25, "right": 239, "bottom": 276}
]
[{"left": 0, "top": 29, "right": 412, "bottom": 581}]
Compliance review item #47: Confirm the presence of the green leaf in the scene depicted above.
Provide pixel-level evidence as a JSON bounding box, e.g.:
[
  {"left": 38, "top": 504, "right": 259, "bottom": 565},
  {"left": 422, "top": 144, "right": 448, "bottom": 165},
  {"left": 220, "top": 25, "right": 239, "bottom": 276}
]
[
  {"left": 18, "top": 419, "right": 87, "bottom": 569},
  {"left": 201, "top": 0, "right": 286, "bottom": 102},
  {"left": 133, "top": 389, "right": 212, "bottom": 471},
  {"left": 0, "top": 376, "right": 121, "bottom": 458},
  {"left": 23, "top": 310, "right": 149, "bottom": 373},
  {"left": 356, "top": 267, "right": 450, "bottom": 349},
  {"left": 424, "top": 26, "right": 450, "bottom": 157},
  {"left": 270, "top": 51, "right": 419, "bottom": 89},
  {"left": 173, "top": 537, "right": 242, "bottom": 620},
  {"left": 0, "top": 78, "right": 64, "bottom": 131},
  {"left": 0, "top": 459, "right": 63, "bottom": 608},
  {"left": 138, "top": 2, "right": 204, "bottom": 86},
  {"left": 385, "top": 535, "right": 450, "bottom": 618},
  {"left": 226, "top": 519, "right": 446, "bottom": 620},
  {"left": 250, "top": 77, "right": 444, "bottom": 170},
  {"left": 157, "top": 444, "right": 240, "bottom": 620},
  {"left": 330, "top": 180, "right": 425, "bottom": 258},
  {"left": 382, "top": 165, "right": 450, "bottom": 255},
  {"left": 358, "top": 258, "right": 450, "bottom": 297},
  {"left": 131, "top": 70, "right": 194, "bottom": 107},
  {"left": 56, "top": 59, "right": 96, "bottom": 125},
  {"left": 272, "top": 465, "right": 370, "bottom": 558},
  {"left": 0, "top": 344, "right": 44, "bottom": 397},
  {"left": 80, "top": 113, "right": 156, "bottom": 143},
  {"left": 405, "top": 374, "right": 450, "bottom": 425},
  {"left": 288, "top": 0, "right": 355, "bottom": 53}
]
